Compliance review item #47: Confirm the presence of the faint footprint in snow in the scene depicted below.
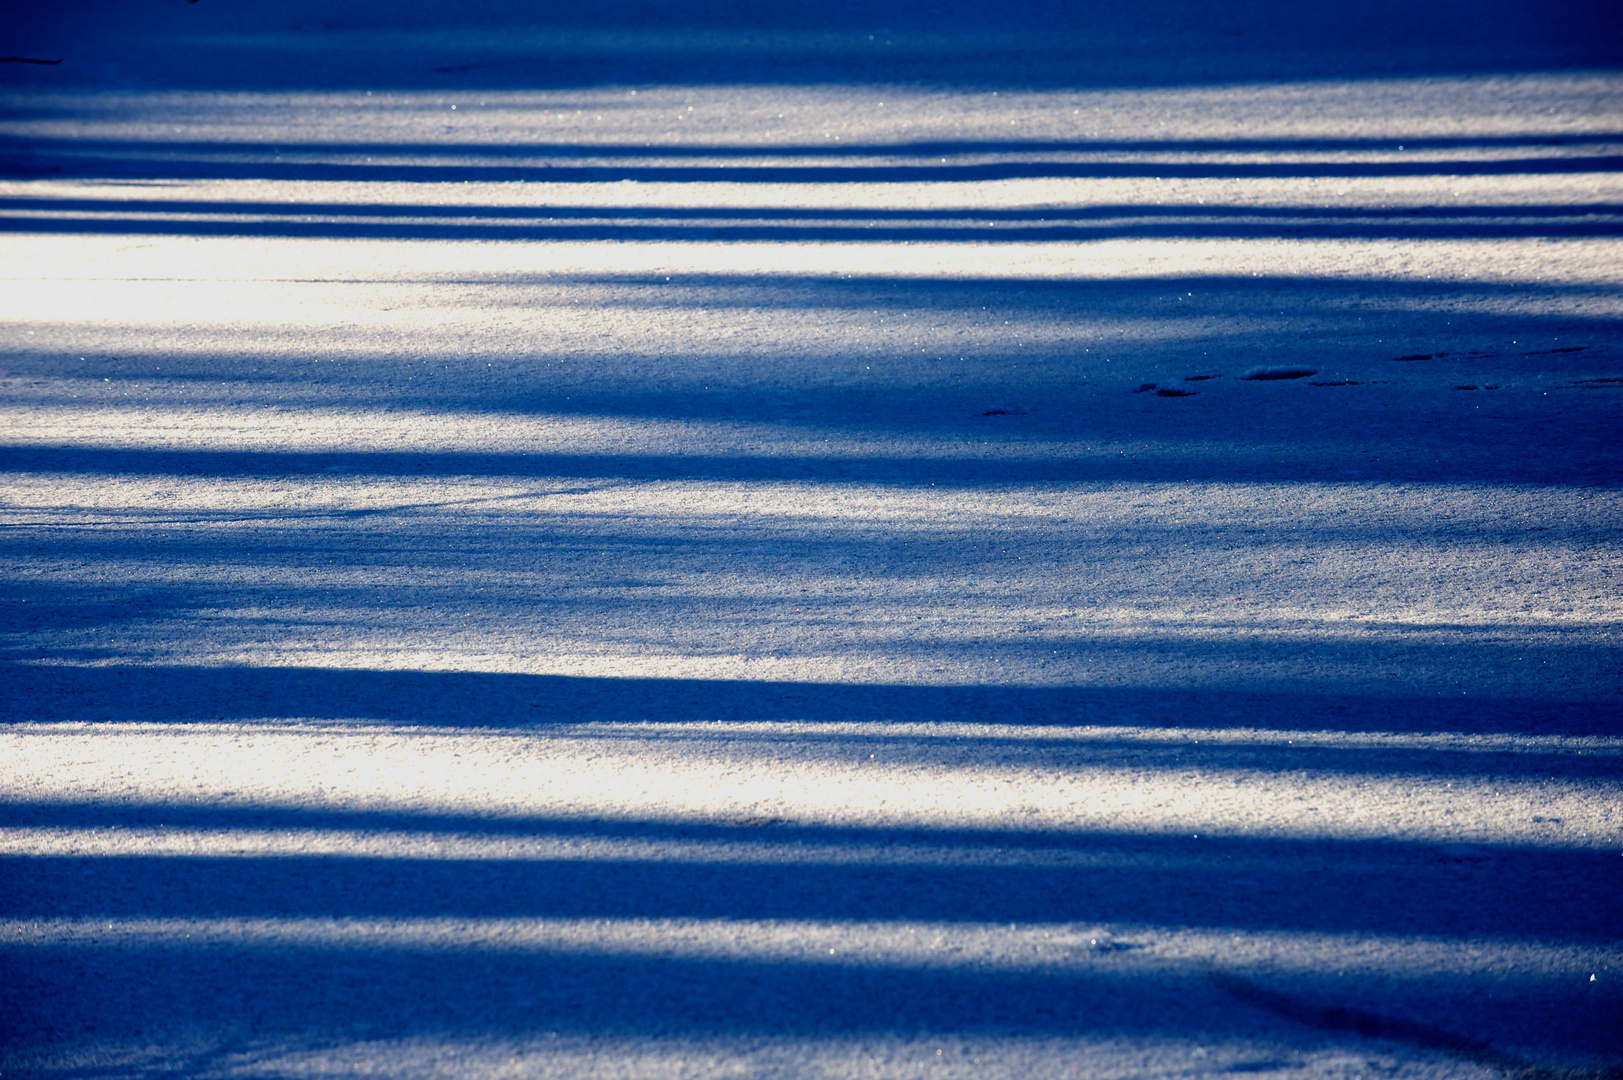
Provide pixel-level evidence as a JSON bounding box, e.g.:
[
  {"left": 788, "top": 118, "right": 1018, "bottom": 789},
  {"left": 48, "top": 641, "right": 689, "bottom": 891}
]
[
  {"left": 1055, "top": 931, "right": 1145, "bottom": 952},
  {"left": 1241, "top": 366, "right": 1316, "bottom": 381},
  {"left": 1087, "top": 938, "right": 1143, "bottom": 952}
]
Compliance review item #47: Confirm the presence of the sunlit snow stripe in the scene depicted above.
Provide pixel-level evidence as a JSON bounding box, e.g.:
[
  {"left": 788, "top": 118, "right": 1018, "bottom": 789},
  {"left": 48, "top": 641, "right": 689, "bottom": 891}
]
[
  {"left": 3, "top": 724, "right": 1619, "bottom": 850},
  {"left": 6, "top": 917, "right": 1616, "bottom": 979}
]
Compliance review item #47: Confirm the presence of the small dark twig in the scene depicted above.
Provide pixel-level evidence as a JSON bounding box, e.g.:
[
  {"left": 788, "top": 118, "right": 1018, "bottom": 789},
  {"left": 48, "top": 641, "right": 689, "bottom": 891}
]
[{"left": 1, "top": 57, "right": 63, "bottom": 65}]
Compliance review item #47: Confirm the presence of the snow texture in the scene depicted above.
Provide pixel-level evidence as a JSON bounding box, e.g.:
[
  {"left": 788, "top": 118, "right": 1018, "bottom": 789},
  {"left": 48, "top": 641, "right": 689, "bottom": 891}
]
[{"left": 1, "top": 1, "right": 1621, "bottom": 1077}]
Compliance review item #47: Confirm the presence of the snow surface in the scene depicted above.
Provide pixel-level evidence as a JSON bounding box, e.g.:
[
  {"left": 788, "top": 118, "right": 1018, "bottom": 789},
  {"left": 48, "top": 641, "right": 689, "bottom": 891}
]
[{"left": 2, "top": 1, "right": 1621, "bottom": 1077}]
